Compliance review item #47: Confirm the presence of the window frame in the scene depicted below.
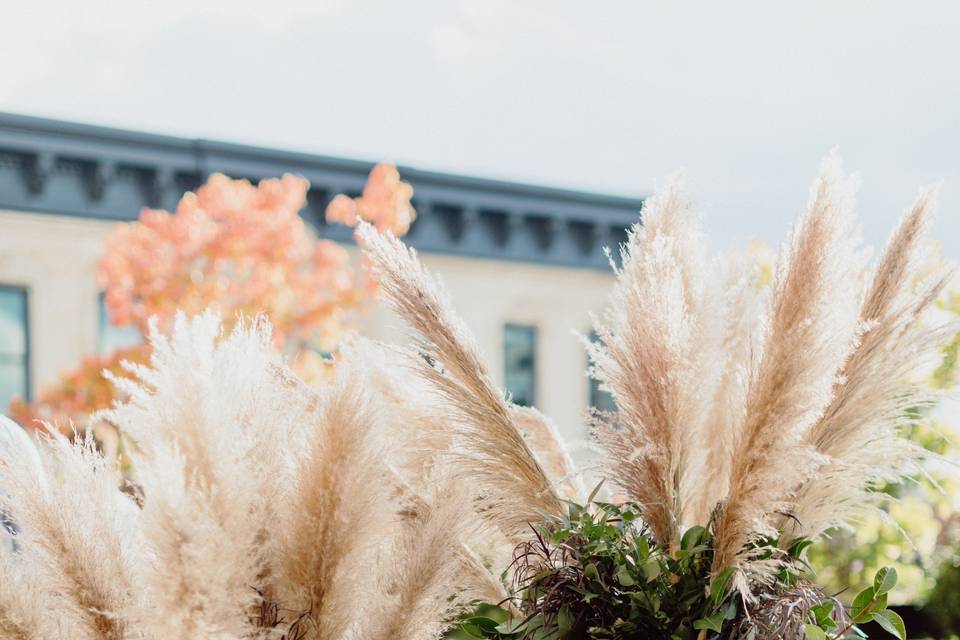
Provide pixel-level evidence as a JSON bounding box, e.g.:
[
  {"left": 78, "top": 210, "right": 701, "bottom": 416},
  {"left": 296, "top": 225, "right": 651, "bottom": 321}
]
[
  {"left": 503, "top": 323, "right": 537, "bottom": 408},
  {"left": 98, "top": 291, "right": 143, "bottom": 355},
  {"left": 0, "top": 284, "right": 31, "bottom": 404},
  {"left": 587, "top": 330, "right": 616, "bottom": 414}
]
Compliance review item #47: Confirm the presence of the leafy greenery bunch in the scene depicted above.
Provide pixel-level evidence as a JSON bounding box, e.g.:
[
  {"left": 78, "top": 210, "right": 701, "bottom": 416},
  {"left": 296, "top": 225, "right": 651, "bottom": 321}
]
[{"left": 446, "top": 495, "right": 905, "bottom": 640}]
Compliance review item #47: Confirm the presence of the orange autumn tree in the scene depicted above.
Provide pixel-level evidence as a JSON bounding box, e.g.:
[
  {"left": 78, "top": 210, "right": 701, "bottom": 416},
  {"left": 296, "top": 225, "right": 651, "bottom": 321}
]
[{"left": 10, "top": 164, "right": 415, "bottom": 433}]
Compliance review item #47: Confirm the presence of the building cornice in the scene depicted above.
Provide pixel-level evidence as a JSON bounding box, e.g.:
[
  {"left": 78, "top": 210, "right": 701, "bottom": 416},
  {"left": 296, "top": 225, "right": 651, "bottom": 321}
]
[{"left": 0, "top": 113, "right": 643, "bottom": 269}]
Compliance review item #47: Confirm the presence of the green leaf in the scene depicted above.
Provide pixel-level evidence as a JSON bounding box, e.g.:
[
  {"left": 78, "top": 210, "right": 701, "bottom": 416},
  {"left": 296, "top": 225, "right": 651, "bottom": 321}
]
[
  {"left": 809, "top": 601, "right": 836, "bottom": 629},
  {"left": 853, "top": 590, "right": 888, "bottom": 623},
  {"left": 615, "top": 567, "right": 636, "bottom": 586},
  {"left": 557, "top": 606, "right": 574, "bottom": 635},
  {"left": 692, "top": 612, "right": 725, "bottom": 633},
  {"left": 710, "top": 567, "right": 736, "bottom": 607},
  {"left": 453, "top": 622, "right": 486, "bottom": 638},
  {"left": 681, "top": 525, "right": 706, "bottom": 551},
  {"left": 874, "top": 592, "right": 889, "bottom": 612},
  {"left": 584, "top": 563, "right": 600, "bottom": 581},
  {"left": 641, "top": 558, "right": 662, "bottom": 582},
  {"left": 463, "top": 616, "right": 503, "bottom": 633},
  {"left": 587, "top": 480, "right": 605, "bottom": 505},
  {"left": 873, "top": 566, "right": 898, "bottom": 597},
  {"left": 851, "top": 586, "right": 876, "bottom": 619},
  {"left": 634, "top": 535, "right": 649, "bottom": 558},
  {"left": 788, "top": 537, "right": 814, "bottom": 558},
  {"left": 871, "top": 609, "right": 906, "bottom": 640},
  {"left": 803, "top": 624, "right": 828, "bottom": 640},
  {"left": 472, "top": 604, "right": 509, "bottom": 624}
]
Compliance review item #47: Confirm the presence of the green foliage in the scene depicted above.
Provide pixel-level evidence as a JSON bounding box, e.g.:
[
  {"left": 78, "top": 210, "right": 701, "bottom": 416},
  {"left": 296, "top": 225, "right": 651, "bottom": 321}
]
[
  {"left": 444, "top": 496, "right": 908, "bottom": 640},
  {"left": 802, "top": 567, "right": 904, "bottom": 640},
  {"left": 446, "top": 499, "right": 733, "bottom": 639},
  {"left": 444, "top": 603, "right": 518, "bottom": 640}
]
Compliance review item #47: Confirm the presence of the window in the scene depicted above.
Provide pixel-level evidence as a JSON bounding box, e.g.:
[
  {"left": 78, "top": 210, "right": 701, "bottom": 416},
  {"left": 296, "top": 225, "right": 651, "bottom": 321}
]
[
  {"left": 504, "top": 324, "right": 536, "bottom": 407},
  {"left": 0, "top": 286, "right": 29, "bottom": 410},
  {"left": 588, "top": 331, "right": 617, "bottom": 413},
  {"left": 98, "top": 293, "right": 142, "bottom": 354}
]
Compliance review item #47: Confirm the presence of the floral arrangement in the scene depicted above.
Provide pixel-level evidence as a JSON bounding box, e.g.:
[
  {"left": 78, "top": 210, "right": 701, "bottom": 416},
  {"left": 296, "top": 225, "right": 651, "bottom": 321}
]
[
  {"left": 8, "top": 163, "right": 415, "bottom": 432},
  {"left": 0, "top": 154, "right": 952, "bottom": 640}
]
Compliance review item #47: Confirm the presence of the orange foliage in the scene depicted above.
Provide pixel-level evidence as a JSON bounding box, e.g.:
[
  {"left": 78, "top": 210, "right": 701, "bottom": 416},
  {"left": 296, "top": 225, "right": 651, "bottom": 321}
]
[
  {"left": 9, "top": 345, "right": 150, "bottom": 431},
  {"left": 100, "top": 172, "right": 366, "bottom": 347},
  {"left": 10, "top": 164, "right": 414, "bottom": 433},
  {"left": 325, "top": 163, "right": 416, "bottom": 235}
]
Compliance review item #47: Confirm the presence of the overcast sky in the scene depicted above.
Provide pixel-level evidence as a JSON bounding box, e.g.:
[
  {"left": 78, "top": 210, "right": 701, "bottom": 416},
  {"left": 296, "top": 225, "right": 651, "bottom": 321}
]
[{"left": 1, "top": 1, "right": 958, "bottom": 258}]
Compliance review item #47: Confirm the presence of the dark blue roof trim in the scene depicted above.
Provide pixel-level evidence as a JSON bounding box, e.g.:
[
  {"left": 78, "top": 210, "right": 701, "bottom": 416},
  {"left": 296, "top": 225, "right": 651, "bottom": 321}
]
[{"left": 0, "top": 113, "right": 643, "bottom": 269}]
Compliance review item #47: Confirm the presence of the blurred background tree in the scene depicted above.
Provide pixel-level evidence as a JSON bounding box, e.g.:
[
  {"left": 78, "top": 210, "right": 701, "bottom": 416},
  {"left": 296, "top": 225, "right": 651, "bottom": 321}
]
[{"left": 8, "top": 163, "right": 415, "bottom": 439}]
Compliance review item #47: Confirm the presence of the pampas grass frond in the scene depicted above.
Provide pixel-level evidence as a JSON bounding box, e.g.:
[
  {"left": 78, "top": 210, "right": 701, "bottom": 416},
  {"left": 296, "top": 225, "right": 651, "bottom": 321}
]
[
  {"left": 358, "top": 222, "right": 566, "bottom": 538},
  {"left": 266, "top": 355, "right": 393, "bottom": 640},
  {"left": 509, "top": 405, "right": 585, "bottom": 502},
  {"left": 686, "top": 252, "right": 767, "bottom": 526},
  {"left": 587, "top": 175, "right": 712, "bottom": 547},
  {"left": 338, "top": 336, "right": 453, "bottom": 496},
  {"left": 787, "top": 186, "right": 955, "bottom": 541},
  {"left": 361, "top": 481, "right": 477, "bottom": 640},
  {"left": 99, "top": 312, "right": 282, "bottom": 638},
  {"left": 0, "top": 429, "right": 142, "bottom": 640},
  {"left": 0, "top": 549, "right": 56, "bottom": 640},
  {"left": 712, "top": 152, "right": 866, "bottom": 583}
]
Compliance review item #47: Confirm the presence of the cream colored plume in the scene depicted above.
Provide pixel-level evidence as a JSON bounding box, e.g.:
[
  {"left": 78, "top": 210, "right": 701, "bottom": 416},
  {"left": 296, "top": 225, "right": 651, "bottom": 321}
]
[
  {"left": 712, "top": 153, "right": 867, "bottom": 583},
  {"left": 509, "top": 405, "right": 585, "bottom": 502},
  {"left": 787, "top": 186, "right": 955, "bottom": 541},
  {"left": 263, "top": 352, "right": 395, "bottom": 640},
  {"left": 587, "top": 174, "right": 713, "bottom": 547},
  {"left": 686, "top": 252, "right": 768, "bottom": 526},
  {"left": 358, "top": 222, "right": 567, "bottom": 539},
  {"left": 98, "top": 312, "right": 291, "bottom": 638},
  {"left": 0, "top": 423, "right": 142, "bottom": 640},
  {"left": 360, "top": 481, "right": 478, "bottom": 640}
]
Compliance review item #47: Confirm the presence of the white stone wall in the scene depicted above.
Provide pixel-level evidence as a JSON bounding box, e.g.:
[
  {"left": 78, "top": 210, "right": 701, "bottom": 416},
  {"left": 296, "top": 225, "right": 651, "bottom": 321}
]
[
  {"left": 0, "top": 209, "right": 613, "bottom": 445},
  {"left": 0, "top": 210, "right": 112, "bottom": 394}
]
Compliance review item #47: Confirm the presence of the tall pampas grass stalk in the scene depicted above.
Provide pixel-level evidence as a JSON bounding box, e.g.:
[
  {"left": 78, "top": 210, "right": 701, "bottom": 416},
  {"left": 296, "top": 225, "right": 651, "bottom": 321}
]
[
  {"left": 0, "top": 424, "right": 141, "bottom": 640},
  {"left": 357, "top": 222, "right": 568, "bottom": 538},
  {"left": 265, "top": 356, "right": 394, "bottom": 640},
  {"left": 579, "top": 152, "right": 954, "bottom": 597},
  {"left": 360, "top": 481, "right": 477, "bottom": 640},
  {"left": 710, "top": 153, "right": 868, "bottom": 584},
  {"left": 687, "top": 252, "right": 767, "bottom": 527},
  {"left": 786, "top": 186, "right": 954, "bottom": 541},
  {"left": 586, "top": 174, "right": 712, "bottom": 547},
  {"left": 99, "top": 313, "right": 280, "bottom": 638},
  {"left": 1, "top": 310, "right": 508, "bottom": 639}
]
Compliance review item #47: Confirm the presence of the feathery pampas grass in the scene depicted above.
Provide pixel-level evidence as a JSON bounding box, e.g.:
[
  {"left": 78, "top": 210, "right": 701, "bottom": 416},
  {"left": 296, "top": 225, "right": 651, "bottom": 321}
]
[
  {"left": 357, "top": 223, "right": 568, "bottom": 539},
  {"left": 0, "top": 153, "right": 953, "bottom": 638},
  {"left": 710, "top": 154, "right": 868, "bottom": 585},
  {"left": 0, "top": 312, "right": 502, "bottom": 639},
  {"left": 584, "top": 153, "right": 954, "bottom": 593},
  {"left": 586, "top": 174, "right": 712, "bottom": 547}
]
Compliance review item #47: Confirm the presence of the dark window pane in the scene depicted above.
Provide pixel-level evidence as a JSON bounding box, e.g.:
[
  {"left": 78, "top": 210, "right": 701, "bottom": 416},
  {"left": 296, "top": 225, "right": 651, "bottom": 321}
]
[
  {"left": 0, "top": 287, "right": 29, "bottom": 409},
  {"left": 504, "top": 324, "right": 536, "bottom": 407},
  {"left": 588, "top": 331, "right": 617, "bottom": 413},
  {"left": 98, "top": 293, "right": 142, "bottom": 354}
]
